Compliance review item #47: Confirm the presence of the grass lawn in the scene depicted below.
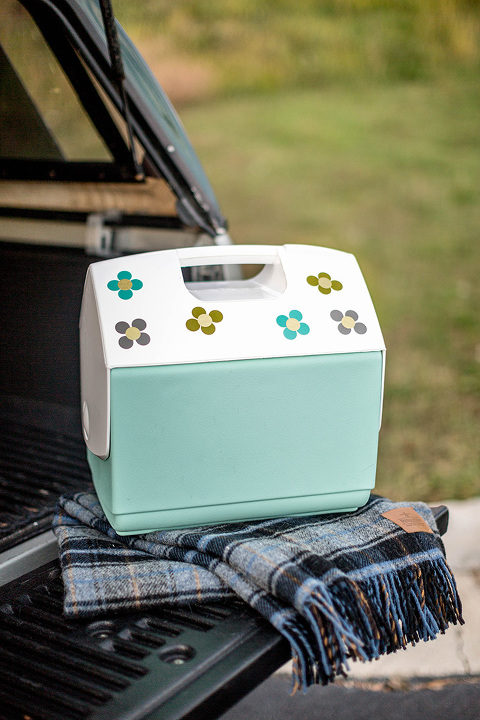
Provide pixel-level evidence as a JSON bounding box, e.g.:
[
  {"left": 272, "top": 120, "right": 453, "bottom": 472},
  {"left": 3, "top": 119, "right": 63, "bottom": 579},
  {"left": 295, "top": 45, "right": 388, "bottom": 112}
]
[{"left": 180, "top": 79, "right": 480, "bottom": 501}]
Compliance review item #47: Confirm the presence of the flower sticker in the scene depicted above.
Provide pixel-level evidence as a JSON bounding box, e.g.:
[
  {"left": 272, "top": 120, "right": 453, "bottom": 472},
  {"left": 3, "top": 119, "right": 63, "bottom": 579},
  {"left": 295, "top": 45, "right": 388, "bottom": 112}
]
[
  {"left": 186, "top": 307, "right": 223, "bottom": 335},
  {"left": 307, "top": 272, "right": 342, "bottom": 294},
  {"left": 330, "top": 310, "right": 367, "bottom": 335},
  {"left": 107, "top": 271, "right": 143, "bottom": 300},
  {"left": 115, "top": 319, "right": 150, "bottom": 348},
  {"left": 276, "top": 310, "right": 310, "bottom": 340}
]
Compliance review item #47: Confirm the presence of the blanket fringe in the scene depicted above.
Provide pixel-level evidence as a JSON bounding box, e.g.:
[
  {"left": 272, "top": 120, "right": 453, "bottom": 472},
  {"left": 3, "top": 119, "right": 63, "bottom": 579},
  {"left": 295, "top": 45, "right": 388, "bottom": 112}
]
[{"left": 280, "top": 555, "right": 464, "bottom": 689}]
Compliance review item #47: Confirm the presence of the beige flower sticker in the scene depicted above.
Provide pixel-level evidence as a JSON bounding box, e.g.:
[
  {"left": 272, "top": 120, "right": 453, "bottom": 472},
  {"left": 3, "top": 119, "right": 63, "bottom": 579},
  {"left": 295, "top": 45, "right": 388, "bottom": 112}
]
[
  {"left": 186, "top": 307, "right": 223, "bottom": 335},
  {"left": 307, "top": 272, "right": 342, "bottom": 295}
]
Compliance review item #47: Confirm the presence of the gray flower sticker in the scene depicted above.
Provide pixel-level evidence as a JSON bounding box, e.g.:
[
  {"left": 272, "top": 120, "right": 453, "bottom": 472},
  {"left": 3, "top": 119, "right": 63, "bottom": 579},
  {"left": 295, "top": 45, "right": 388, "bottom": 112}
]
[
  {"left": 330, "top": 310, "right": 367, "bottom": 335},
  {"left": 115, "top": 319, "right": 150, "bottom": 348}
]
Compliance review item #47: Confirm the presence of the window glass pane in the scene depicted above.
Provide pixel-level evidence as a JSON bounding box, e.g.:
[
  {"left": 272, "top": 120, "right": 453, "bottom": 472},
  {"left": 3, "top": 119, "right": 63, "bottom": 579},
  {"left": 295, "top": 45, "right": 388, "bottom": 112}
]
[
  {"left": 0, "top": 0, "right": 111, "bottom": 161},
  {"left": 79, "top": 0, "right": 221, "bottom": 218}
]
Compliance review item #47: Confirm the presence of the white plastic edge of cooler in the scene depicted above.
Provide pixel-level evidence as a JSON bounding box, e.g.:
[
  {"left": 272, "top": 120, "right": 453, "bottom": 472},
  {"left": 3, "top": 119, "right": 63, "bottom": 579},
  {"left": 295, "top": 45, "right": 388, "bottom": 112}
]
[{"left": 80, "top": 244, "right": 386, "bottom": 459}]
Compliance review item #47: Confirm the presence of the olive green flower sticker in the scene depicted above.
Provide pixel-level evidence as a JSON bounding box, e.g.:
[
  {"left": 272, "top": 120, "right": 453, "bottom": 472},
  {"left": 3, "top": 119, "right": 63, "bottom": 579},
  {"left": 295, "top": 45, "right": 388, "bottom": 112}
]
[
  {"left": 306, "top": 272, "right": 342, "bottom": 295},
  {"left": 186, "top": 307, "right": 223, "bottom": 335}
]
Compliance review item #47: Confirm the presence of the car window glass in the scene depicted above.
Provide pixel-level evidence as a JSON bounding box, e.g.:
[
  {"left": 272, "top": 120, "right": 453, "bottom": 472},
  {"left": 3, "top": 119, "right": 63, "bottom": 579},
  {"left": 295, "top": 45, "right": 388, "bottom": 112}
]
[
  {"left": 79, "top": 0, "right": 222, "bottom": 217},
  {"left": 0, "top": 0, "right": 111, "bottom": 161}
]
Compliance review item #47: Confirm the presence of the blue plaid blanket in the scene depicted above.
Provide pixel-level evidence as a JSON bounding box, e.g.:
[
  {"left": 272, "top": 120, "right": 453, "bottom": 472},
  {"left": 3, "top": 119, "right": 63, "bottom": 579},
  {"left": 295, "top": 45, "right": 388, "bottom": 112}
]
[{"left": 53, "top": 493, "right": 463, "bottom": 689}]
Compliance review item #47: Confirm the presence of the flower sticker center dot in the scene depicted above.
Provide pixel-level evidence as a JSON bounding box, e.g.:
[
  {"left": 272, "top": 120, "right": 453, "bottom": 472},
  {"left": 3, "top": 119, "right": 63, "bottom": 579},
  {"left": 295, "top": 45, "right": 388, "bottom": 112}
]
[
  {"left": 307, "top": 272, "right": 342, "bottom": 295},
  {"left": 118, "top": 278, "right": 133, "bottom": 291},
  {"left": 125, "top": 326, "right": 141, "bottom": 341},
  {"left": 286, "top": 317, "right": 301, "bottom": 332},
  {"left": 186, "top": 307, "right": 223, "bottom": 335},
  {"left": 197, "top": 313, "right": 213, "bottom": 328},
  {"left": 276, "top": 310, "right": 310, "bottom": 340},
  {"left": 108, "top": 271, "right": 143, "bottom": 300},
  {"left": 341, "top": 315, "right": 356, "bottom": 330}
]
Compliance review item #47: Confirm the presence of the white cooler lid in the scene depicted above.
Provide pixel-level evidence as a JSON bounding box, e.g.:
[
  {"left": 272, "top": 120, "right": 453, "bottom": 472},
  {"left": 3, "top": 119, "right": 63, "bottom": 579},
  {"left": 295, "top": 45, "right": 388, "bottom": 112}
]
[{"left": 80, "top": 243, "right": 386, "bottom": 457}]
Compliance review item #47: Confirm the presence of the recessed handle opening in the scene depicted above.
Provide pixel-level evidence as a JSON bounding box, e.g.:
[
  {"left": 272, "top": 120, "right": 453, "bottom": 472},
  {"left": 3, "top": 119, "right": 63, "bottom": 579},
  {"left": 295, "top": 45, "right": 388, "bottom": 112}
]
[
  {"left": 183, "top": 263, "right": 287, "bottom": 302},
  {"left": 178, "top": 246, "right": 287, "bottom": 301}
]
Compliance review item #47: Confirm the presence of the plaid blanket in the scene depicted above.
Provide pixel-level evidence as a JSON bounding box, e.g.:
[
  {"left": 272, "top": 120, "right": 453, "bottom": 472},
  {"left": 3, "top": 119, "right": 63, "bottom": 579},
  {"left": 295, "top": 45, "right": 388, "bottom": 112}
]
[{"left": 53, "top": 493, "right": 463, "bottom": 689}]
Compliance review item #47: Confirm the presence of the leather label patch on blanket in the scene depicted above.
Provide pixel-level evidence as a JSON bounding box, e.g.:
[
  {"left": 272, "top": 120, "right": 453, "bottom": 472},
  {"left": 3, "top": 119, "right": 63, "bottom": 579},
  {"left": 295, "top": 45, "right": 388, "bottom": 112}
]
[{"left": 382, "top": 507, "right": 433, "bottom": 534}]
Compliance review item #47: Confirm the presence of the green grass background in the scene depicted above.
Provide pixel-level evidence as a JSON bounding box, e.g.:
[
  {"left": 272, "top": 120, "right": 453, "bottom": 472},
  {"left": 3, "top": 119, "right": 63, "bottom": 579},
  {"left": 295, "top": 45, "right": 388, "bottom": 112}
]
[
  {"left": 114, "top": 0, "right": 480, "bottom": 502},
  {"left": 184, "top": 84, "right": 480, "bottom": 503}
]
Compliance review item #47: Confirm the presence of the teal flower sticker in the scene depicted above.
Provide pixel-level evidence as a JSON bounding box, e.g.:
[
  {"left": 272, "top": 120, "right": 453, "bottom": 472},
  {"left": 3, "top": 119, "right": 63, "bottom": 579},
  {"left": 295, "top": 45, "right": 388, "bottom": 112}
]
[
  {"left": 276, "top": 310, "right": 310, "bottom": 340},
  {"left": 107, "top": 271, "right": 143, "bottom": 300}
]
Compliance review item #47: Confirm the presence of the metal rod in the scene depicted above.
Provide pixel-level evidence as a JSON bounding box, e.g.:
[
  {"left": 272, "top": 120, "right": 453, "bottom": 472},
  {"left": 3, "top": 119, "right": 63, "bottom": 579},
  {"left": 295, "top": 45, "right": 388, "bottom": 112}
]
[{"left": 98, "top": 0, "right": 144, "bottom": 181}]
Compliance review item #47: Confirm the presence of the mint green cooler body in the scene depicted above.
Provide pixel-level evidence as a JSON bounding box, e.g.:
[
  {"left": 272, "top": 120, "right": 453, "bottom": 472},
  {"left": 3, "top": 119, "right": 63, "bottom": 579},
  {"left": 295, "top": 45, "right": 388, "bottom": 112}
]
[
  {"left": 89, "top": 352, "right": 383, "bottom": 533},
  {"left": 80, "top": 244, "right": 386, "bottom": 535}
]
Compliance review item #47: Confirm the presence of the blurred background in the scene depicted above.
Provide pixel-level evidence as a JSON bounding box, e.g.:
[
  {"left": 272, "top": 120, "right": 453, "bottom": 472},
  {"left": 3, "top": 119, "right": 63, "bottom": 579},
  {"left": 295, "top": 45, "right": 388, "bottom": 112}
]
[{"left": 3, "top": 0, "right": 480, "bottom": 503}]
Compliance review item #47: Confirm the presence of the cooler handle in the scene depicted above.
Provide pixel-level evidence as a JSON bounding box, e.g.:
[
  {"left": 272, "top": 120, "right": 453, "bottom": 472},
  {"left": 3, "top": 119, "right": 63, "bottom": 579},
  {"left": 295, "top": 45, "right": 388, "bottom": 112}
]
[{"left": 176, "top": 244, "right": 281, "bottom": 268}]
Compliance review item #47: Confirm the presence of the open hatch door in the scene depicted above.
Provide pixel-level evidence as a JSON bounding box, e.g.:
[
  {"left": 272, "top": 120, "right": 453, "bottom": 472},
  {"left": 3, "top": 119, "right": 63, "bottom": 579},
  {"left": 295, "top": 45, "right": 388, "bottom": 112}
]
[{"left": 0, "top": 0, "right": 228, "bottom": 249}]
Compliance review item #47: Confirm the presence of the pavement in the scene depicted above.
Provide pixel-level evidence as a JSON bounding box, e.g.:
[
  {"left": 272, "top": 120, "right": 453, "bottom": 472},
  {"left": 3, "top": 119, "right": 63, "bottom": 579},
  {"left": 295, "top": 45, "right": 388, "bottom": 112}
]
[{"left": 221, "top": 497, "right": 480, "bottom": 720}]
